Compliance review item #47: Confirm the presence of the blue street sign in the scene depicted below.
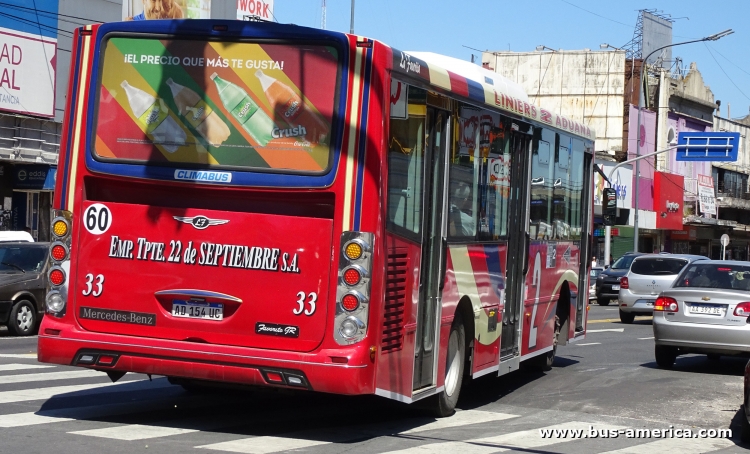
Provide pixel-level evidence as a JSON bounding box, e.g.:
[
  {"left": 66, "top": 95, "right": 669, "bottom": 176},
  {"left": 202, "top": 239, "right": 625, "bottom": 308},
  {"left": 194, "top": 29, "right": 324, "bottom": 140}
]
[{"left": 676, "top": 131, "right": 740, "bottom": 161}]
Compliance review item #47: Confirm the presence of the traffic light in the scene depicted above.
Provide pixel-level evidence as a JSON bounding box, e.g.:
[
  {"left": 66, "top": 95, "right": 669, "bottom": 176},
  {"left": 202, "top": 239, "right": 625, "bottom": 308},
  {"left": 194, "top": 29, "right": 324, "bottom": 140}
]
[{"left": 603, "top": 187, "right": 617, "bottom": 226}]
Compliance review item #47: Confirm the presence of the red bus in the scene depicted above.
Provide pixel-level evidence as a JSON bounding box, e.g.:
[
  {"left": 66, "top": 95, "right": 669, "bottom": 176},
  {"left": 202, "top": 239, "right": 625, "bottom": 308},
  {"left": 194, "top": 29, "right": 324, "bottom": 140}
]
[{"left": 39, "top": 19, "right": 594, "bottom": 416}]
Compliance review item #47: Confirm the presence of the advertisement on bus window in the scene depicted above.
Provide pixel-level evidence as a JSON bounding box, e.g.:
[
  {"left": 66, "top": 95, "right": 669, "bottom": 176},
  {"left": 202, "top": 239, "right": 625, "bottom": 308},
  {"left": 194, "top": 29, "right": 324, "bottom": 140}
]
[{"left": 96, "top": 37, "right": 338, "bottom": 173}]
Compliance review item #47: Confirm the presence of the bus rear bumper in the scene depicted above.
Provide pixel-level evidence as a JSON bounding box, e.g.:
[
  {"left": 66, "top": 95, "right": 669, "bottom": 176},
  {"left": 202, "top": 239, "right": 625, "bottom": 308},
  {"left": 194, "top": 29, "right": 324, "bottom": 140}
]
[{"left": 37, "top": 320, "right": 375, "bottom": 395}]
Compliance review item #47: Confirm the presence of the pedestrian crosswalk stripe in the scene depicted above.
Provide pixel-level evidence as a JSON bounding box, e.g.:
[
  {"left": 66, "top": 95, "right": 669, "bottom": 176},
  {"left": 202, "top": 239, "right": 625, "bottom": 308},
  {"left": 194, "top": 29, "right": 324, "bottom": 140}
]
[
  {"left": 400, "top": 410, "right": 518, "bottom": 434},
  {"left": 0, "top": 377, "right": 169, "bottom": 404},
  {"left": 0, "top": 353, "right": 37, "bottom": 359},
  {"left": 472, "top": 421, "right": 629, "bottom": 449},
  {"left": 0, "top": 369, "right": 102, "bottom": 385},
  {"left": 0, "top": 412, "right": 74, "bottom": 428},
  {"left": 599, "top": 435, "right": 736, "bottom": 453},
  {"left": 0, "top": 363, "right": 55, "bottom": 372},
  {"left": 379, "top": 440, "right": 505, "bottom": 453},
  {"left": 195, "top": 410, "right": 519, "bottom": 453},
  {"left": 70, "top": 424, "right": 199, "bottom": 440}
]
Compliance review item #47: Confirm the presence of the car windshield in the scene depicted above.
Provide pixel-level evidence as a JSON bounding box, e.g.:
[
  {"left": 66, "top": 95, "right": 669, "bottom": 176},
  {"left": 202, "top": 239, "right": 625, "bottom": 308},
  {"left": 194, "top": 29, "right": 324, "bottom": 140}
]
[
  {"left": 0, "top": 245, "right": 46, "bottom": 273},
  {"left": 675, "top": 263, "right": 750, "bottom": 290},
  {"left": 611, "top": 255, "right": 636, "bottom": 270},
  {"left": 630, "top": 258, "right": 688, "bottom": 276}
]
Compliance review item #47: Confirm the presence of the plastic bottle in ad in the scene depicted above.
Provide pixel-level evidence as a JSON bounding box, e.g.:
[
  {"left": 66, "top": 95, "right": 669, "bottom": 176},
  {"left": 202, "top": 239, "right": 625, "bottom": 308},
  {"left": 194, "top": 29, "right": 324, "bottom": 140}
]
[
  {"left": 210, "top": 73, "right": 274, "bottom": 147},
  {"left": 255, "top": 70, "right": 329, "bottom": 144},
  {"left": 166, "top": 78, "right": 231, "bottom": 147},
  {"left": 120, "top": 80, "right": 186, "bottom": 152}
]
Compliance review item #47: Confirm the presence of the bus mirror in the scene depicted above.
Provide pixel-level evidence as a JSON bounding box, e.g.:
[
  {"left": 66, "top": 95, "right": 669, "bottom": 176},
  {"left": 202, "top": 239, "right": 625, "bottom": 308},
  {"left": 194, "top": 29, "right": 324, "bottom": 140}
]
[{"left": 603, "top": 188, "right": 617, "bottom": 226}]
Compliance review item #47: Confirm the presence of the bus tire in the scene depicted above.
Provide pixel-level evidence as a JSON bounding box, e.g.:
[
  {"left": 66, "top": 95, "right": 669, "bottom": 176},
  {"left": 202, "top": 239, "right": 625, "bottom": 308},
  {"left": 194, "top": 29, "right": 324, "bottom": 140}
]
[
  {"left": 8, "top": 300, "right": 37, "bottom": 336},
  {"left": 426, "top": 313, "right": 466, "bottom": 418},
  {"left": 523, "top": 316, "right": 559, "bottom": 372}
]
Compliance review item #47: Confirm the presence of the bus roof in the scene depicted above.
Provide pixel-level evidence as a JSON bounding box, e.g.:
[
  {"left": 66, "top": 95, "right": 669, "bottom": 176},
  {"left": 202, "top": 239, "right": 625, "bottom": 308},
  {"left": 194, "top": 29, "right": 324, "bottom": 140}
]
[{"left": 390, "top": 47, "right": 596, "bottom": 141}]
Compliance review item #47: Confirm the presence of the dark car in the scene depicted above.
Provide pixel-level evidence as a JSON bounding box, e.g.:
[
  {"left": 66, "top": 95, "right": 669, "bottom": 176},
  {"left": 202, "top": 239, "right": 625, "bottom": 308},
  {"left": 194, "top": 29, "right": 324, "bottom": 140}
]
[
  {"left": 0, "top": 242, "right": 49, "bottom": 336},
  {"left": 594, "top": 252, "right": 645, "bottom": 306}
]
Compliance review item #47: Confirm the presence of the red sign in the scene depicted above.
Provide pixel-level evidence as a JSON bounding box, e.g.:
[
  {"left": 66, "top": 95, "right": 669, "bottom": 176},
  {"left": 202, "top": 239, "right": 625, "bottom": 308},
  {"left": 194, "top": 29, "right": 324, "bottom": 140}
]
[{"left": 654, "top": 172, "right": 684, "bottom": 230}]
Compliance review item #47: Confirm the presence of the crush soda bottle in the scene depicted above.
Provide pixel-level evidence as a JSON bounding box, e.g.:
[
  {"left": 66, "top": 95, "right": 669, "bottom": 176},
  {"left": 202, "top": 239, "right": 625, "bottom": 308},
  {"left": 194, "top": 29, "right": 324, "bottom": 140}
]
[
  {"left": 255, "top": 69, "right": 329, "bottom": 144},
  {"left": 120, "top": 80, "right": 186, "bottom": 152},
  {"left": 166, "top": 78, "right": 231, "bottom": 147},
  {"left": 210, "top": 73, "right": 274, "bottom": 147}
]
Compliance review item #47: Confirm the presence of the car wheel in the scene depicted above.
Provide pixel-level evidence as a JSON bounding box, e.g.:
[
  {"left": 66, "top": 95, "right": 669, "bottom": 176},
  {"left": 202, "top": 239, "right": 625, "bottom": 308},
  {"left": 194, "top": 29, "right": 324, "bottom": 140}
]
[
  {"left": 9, "top": 300, "right": 37, "bottom": 336},
  {"left": 597, "top": 297, "right": 611, "bottom": 306},
  {"left": 619, "top": 309, "right": 635, "bottom": 324},
  {"left": 655, "top": 345, "right": 677, "bottom": 369},
  {"left": 741, "top": 405, "right": 750, "bottom": 443},
  {"left": 425, "top": 313, "right": 466, "bottom": 418}
]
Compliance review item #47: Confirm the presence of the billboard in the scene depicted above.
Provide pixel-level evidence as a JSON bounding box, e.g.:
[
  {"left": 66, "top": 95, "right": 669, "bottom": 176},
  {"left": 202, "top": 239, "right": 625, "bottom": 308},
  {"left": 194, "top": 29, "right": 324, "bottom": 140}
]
[
  {"left": 654, "top": 171, "right": 683, "bottom": 230},
  {"left": 123, "top": 0, "right": 211, "bottom": 20},
  {"left": 237, "top": 0, "right": 274, "bottom": 21},
  {"left": 594, "top": 162, "right": 632, "bottom": 211},
  {"left": 0, "top": 0, "right": 58, "bottom": 118},
  {"left": 642, "top": 12, "right": 672, "bottom": 68},
  {"left": 96, "top": 36, "right": 338, "bottom": 173}
]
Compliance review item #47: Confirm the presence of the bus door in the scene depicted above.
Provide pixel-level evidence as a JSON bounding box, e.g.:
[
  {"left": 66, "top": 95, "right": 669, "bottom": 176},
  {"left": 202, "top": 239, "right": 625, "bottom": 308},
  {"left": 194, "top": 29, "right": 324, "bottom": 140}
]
[
  {"left": 501, "top": 126, "right": 532, "bottom": 359},
  {"left": 413, "top": 106, "right": 449, "bottom": 391},
  {"left": 575, "top": 150, "right": 594, "bottom": 332}
]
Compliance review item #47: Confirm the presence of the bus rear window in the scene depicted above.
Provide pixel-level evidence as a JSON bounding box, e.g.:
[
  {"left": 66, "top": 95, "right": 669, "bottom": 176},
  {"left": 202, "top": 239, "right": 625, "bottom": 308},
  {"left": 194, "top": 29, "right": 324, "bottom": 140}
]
[{"left": 95, "top": 37, "right": 339, "bottom": 174}]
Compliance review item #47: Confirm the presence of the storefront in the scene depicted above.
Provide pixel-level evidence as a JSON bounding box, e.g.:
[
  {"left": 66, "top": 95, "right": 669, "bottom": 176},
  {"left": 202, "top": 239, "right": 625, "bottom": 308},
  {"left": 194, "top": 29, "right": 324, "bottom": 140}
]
[{"left": 10, "top": 164, "right": 55, "bottom": 241}]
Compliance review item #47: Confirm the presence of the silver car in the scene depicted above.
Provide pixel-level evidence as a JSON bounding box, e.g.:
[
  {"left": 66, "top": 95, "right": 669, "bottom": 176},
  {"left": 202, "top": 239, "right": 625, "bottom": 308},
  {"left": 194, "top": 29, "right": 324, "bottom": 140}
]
[
  {"left": 653, "top": 261, "right": 750, "bottom": 368},
  {"left": 618, "top": 254, "right": 708, "bottom": 324}
]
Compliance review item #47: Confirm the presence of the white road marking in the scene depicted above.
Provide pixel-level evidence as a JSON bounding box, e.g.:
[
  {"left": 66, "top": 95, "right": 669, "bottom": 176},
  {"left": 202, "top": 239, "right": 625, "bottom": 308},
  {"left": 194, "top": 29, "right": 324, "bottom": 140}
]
[
  {"left": 382, "top": 422, "right": 629, "bottom": 453},
  {"left": 0, "top": 369, "right": 102, "bottom": 385},
  {"left": 70, "top": 424, "right": 198, "bottom": 440},
  {"left": 0, "top": 378, "right": 168, "bottom": 404},
  {"left": 587, "top": 329, "right": 625, "bottom": 333},
  {"left": 0, "top": 363, "right": 54, "bottom": 372},
  {"left": 599, "top": 435, "right": 735, "bottom": 453},
  {"left": 196, "top": 410, "right": 519, "bottom": 453},
  {"left": 0, "top": 412, "right": 74, "bottom": 428},
  {"left": 0, "top": 353, "right": 37, "bottom": 358},
  {"left": 638, "top": 337, "right": 655, "bottom": 340},
  {"left": 575, "top": 343, "right": 601, "bottom": 346}
]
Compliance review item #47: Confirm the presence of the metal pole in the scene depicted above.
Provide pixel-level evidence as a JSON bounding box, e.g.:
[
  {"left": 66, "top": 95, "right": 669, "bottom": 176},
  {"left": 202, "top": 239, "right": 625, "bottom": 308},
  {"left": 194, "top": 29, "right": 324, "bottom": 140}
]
[
  {"left": 630, "top": 29, "right": 733, "bottom": 254},
  {"left": 350, "top": 0, "right": 355, "bottom": 34}
]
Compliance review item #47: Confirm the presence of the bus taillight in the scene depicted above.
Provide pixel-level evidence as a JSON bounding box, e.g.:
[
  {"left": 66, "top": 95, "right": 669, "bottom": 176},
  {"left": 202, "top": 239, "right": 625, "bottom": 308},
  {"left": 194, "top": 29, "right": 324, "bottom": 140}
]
[
  {"left": 47, "top": 210, "right": 73, "bottom": 317},
  {"left": 335, "top": 232, "right": 374, "bottom": 345}
]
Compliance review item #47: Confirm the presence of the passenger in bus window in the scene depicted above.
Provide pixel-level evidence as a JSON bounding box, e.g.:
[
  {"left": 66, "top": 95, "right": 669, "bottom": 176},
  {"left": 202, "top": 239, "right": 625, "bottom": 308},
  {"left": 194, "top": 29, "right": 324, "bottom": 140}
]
[{"left": 450, "top": 183, "right": 475, "bottom": 237}]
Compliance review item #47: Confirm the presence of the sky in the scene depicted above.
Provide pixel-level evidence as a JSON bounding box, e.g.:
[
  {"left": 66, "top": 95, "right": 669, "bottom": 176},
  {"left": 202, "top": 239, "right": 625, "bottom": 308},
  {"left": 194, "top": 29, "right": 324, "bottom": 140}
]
[{"left": 273, "top": 0, "right": 750, "bottom": 120}]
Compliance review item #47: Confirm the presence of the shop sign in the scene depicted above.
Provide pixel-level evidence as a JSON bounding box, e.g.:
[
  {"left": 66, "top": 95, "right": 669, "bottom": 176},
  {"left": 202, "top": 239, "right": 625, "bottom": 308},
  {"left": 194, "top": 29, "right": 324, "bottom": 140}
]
[
  {"left": 0, "top": 0, "right": 58, "bottom": 118},
  {"left": 654, "top": 171, "right": 684, "bottom": 230},
  {"left": 671, "top": 226, "right": 697, "bottom": 241},
  {"left": 697, "top": 174, "right": 716, "bottom": 216},
  {"left": 14, "top": 164, "right": 56, "bottom": 190},
  {"left": 237, "top": 0, "right": 274, "bottom": 20}
]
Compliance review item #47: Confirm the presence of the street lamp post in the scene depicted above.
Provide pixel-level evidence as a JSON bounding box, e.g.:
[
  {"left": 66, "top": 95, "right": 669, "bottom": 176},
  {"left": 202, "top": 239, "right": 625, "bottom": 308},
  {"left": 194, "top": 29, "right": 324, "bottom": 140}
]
[{"left": 628, "top": 29, "right": 733, "bottom": 257}]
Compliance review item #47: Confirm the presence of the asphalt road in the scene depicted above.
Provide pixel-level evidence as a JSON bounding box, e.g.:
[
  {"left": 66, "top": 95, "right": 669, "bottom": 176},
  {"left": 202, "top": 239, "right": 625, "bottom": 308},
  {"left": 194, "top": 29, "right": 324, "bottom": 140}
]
[{"left": 0, "top": 307, "right": 747, "bottom": 453}]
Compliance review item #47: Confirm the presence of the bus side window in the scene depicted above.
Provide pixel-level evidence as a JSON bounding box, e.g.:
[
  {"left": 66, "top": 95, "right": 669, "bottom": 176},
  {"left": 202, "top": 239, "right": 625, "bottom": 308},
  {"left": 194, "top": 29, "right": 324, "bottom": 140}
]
[
  {"left": 530, "top": 128, "right": 555, "bottom": 240},
  {"left": 386, "top": 84, "right": 426, "bottom": 239}
]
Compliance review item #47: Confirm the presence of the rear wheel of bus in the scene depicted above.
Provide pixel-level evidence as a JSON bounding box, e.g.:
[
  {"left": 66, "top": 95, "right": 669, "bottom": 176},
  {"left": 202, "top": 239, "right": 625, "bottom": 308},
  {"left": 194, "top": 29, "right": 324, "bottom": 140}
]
[{"left": 426, "top": 312, "right": 466, "bottom": 417}]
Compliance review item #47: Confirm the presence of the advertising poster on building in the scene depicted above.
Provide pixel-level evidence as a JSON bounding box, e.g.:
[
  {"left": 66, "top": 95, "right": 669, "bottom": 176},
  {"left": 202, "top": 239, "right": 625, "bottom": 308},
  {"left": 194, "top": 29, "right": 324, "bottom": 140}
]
[
  {"left": 96, "top": 37, "right": 337, "bottom": 172},
  {"left": 697, "top": 174, "right": 716, "bottom": 216},
  {"left": 594, "top": 162, "right": 632, "bottom": 212},
  {"left": 0, "top": 0, "right": 57, "bottom": 118},
  {"left": 123, "top": 0, "right": 211, "bottom": 20},
  {"left": 654, "top": 171, "right": 684, "bottom": 230},
  {"left": 237, "top": 0, "right": 274, "bottom": 20}
]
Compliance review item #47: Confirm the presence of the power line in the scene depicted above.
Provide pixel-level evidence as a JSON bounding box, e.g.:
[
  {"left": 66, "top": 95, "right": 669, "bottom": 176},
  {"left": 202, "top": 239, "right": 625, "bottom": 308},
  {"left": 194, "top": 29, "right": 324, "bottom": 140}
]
[
  {"left": 0, "top": 1, "right": 103, "bottom": 25},
  {"left": 703, "top": 42, "right": 750, "bottom": 103}
]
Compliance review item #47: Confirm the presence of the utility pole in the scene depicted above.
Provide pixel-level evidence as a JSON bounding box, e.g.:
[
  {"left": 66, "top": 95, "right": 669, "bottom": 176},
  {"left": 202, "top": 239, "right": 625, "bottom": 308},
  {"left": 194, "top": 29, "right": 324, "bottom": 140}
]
[
  {"left": 321, "top": 0, "right": 326, "bottom": 30},
  {"left": 350, "top": 0, "right": 355, "bottom": 34}
]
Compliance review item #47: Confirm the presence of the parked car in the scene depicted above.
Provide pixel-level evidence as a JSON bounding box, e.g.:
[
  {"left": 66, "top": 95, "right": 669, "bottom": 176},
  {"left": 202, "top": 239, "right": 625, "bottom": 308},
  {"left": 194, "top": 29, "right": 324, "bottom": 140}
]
[
  {"left": 653, "top": 261, "right": 750, "bottom": 370},
  {"left": 594, "top": 252, "right": 644, "bottom": 306},
  {"left": 0, "top": 242, "right": 49, "bottom": 336},
  {"left": 589, "top": 267, "right": 604, "bottom": 301},
  {"left": 618, "top": 254, "right": 707, "bottom": 324}
]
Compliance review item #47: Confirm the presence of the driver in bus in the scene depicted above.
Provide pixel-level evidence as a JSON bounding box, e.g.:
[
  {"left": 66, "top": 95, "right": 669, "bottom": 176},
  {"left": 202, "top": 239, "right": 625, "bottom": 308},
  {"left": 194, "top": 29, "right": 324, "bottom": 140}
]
[{"left": 450, "top": 183, "right": 475, "bottom": 237}]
